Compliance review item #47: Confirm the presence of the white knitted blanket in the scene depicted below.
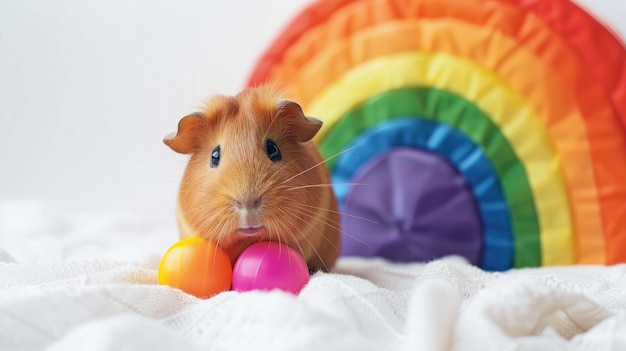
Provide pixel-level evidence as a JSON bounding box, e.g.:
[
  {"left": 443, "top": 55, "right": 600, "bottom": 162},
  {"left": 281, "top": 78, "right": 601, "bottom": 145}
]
[{"left": 1, "top": 205, "right": 625, "bottom": 351}]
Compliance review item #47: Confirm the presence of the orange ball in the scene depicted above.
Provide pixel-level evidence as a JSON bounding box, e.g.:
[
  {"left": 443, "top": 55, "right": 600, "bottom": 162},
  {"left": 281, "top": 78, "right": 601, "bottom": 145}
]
[{"left": 158, "top": 237, "right": 232, "bottom": 298}]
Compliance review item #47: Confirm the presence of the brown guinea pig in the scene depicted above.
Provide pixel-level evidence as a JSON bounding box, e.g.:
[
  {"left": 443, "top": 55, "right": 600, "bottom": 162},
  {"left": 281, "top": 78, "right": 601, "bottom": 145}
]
[{"left": 164, "top": 86, "right": 341, "bottom": 272}]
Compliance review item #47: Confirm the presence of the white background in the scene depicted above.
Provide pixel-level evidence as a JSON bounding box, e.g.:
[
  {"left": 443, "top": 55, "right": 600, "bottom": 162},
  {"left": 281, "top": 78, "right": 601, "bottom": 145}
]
[{"left": 1, "top": 0, "right": 625, "bottom": 235}]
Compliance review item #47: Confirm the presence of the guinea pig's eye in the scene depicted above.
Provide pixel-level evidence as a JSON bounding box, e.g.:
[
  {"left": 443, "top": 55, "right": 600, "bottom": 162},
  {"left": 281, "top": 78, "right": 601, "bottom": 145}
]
[
  {"left": 265, "top": 139, "right": 281, "bottom": 162},
  {"left": 210, "top": 145, "right": 221, "bottom": 168}
]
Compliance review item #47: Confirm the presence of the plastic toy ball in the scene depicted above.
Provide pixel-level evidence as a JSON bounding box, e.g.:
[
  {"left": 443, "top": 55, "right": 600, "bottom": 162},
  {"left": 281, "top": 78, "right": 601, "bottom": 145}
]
[
  {"left": 232, "top": 242, "right": 310, "bottom": 295},
  {"left": 158, "top": 237, "right": 232, "bottom": 298}
]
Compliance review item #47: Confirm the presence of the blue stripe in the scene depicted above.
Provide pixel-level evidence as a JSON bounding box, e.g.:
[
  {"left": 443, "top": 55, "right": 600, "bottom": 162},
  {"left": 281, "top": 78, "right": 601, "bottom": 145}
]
[{"left": 332, "top": 117, "right": 513, "bottom": 271}]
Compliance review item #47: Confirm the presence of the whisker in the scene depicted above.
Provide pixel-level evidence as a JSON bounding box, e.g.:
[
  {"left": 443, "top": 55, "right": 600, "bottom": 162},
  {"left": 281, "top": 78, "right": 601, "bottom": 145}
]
[
  {"left": 283, "top": 183, "right": 366, "bottom": 191},
  {"left": 271, "top": 217, "right": 293, "bottom": 269},
  {"left": 276, "top": 206, "right": 329, "bottom": 272},
  {"left": 179, "top": 204, "right": 211, "bottom": 216},
  {"left": 279, "top": 143, "right": 364, "bottom": 185},
  {"left": 273, "top": 207, "right": 308, "bottom": 257},
  {"left": 286, "top": 206, "right": 373, "bottom": 249},
  {"left": 294, "top": 203, "right": 379, "bottom": 225},
  {"left": 288, "top": 218, "right": 332, "bottom": 273},
  {"left": 280, "top": 205, "right": 342, "bottom": 258},
  {"left": 185, "top": 210, "right": 211, "bottom": 235},
  {"left": 262, "top": 160, "right": 297, "bottom": 188},
  {"left": 210, "top": 222, "right": 222, "bottom": 288},
  {"left": 192, "top": 206, "right": 230, "bottom": 241},
  {"left": 289, "top": 205, "right": 344, "bottom": 229}
]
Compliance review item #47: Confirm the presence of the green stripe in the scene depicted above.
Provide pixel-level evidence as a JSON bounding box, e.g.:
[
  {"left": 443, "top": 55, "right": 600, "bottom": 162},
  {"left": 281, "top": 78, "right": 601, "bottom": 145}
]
[{"left": 318, "top": 87, "right": 541, "bottom": 267}]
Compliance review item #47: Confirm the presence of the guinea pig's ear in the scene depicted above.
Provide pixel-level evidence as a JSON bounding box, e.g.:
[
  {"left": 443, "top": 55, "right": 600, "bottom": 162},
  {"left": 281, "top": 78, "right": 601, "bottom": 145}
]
[
  {"left": 276, "top": 100, "right": 322, "bottom": 142},
  {"left": 163, "top": 112, "right": 208, "bottom": 154}
]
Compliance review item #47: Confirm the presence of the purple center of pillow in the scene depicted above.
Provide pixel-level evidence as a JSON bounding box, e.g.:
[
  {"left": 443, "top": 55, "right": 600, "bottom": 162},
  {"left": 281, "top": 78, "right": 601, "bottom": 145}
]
[{"left": 340, "top": 147, "right": 483, "bottom": 265}]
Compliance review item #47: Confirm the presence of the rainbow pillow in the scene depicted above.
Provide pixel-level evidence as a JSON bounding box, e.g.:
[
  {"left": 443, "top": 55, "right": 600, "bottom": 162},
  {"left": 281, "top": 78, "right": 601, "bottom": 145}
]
[{"left": 246, "top": 0, "right": 626, "bottom": 271}]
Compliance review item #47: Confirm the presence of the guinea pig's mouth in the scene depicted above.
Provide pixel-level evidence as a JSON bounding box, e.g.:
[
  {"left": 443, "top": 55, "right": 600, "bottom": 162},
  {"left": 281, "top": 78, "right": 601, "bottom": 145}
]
[
  {"left": 225, "top": 226, "right": 268, "bottom": 263},
  {"left": 236, "top": 226, "right": 265, "bottom": 236}
]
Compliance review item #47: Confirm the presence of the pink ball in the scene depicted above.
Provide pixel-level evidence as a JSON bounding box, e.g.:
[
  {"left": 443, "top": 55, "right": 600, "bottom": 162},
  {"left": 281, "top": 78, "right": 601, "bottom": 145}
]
[{"left": 232, "top": 242, "right": 310, "bottom": 295}]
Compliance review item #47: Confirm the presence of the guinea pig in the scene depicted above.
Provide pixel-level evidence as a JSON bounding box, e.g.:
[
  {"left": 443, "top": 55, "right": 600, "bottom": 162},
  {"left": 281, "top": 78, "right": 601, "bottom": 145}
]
[{"left": 164, "top": 86, "right": 341, "bottom": 272}]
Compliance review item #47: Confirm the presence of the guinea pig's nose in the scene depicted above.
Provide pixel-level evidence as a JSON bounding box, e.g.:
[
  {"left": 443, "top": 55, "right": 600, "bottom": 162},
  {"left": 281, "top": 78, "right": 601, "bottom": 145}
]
[{"left": 233, "top": 196, "right": 263, "bottom": 210}]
